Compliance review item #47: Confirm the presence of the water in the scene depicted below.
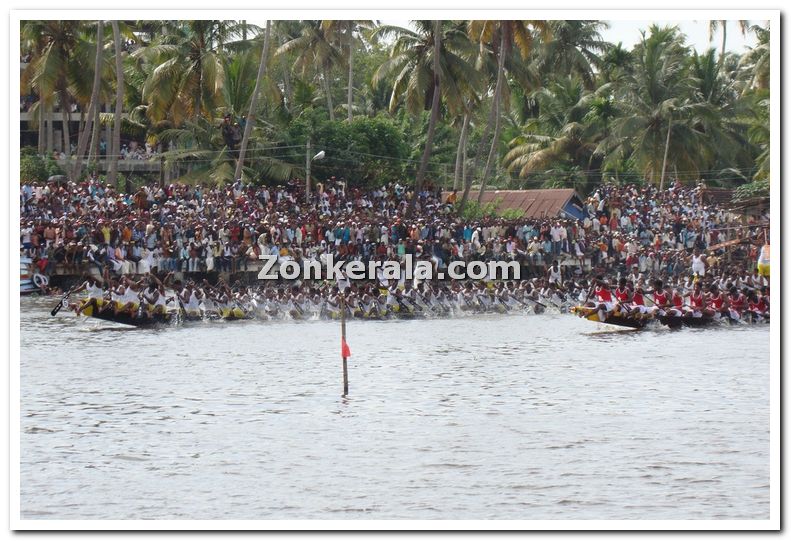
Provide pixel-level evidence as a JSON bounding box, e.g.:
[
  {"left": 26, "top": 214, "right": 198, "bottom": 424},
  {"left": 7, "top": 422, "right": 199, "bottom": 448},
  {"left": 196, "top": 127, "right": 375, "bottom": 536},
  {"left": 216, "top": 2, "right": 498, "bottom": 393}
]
[{"left": 19, "top": 296, "right": 770, "bottom": 520}]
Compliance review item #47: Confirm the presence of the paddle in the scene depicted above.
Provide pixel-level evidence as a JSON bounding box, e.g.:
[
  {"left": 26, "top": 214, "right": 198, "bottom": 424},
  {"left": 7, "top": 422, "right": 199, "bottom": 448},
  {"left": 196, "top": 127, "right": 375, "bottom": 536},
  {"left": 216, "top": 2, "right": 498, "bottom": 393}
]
[
  {"left": 521, "top": 295, "right": 547, "bottom": 309},
  {"left": 50, "top": 292, "right": 71, "bottom": 317}
]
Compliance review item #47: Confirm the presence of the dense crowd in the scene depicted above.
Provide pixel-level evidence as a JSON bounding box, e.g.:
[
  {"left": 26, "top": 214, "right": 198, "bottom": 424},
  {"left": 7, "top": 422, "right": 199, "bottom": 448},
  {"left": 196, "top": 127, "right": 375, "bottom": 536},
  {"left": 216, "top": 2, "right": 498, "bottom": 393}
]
[{"left": 20, "top": 174, "right": 768, "bottom": 293}]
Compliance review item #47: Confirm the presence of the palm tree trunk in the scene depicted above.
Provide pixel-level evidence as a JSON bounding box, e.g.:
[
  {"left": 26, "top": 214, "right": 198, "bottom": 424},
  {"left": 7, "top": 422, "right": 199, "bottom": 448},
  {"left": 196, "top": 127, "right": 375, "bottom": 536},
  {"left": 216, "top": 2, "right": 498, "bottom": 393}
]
[
  {"left": 347, "top": 20, "right": 354, "bottom": 122},
  {"left": 72, "top": 20, "right": 104, "bottom": 182},
  {"left": 453, "top": 111, "right": 470, "bottom": 190},
  {"left": 461, "top": 129, "right": 469, "bottom": 189},
  {"left": 477, "top": 30, "right": 507, "bottom": 203},
  {"left": 459, "top": 33, "right": 505, "bottom": 210},
  {"left": 280, "top": 38, "right": 292, "bottom": 111},
  {"left": 720, "top": 23, "right": 727, "bottom": 63},
  {"left": 104, "top": 101, "right": 111, "bottom": 160},
  {"left": 715, "top": 21, "right": 728, "bottom": 76},
  {"left": 234, "top": 20, "right": 271, "bottom": 183},
  {"left": 60, "top": 93, "right": 71, "bottom": 156},
  {"left": 406, "top": 20, "right": 442, "bottom": 218},
  {"left": 37, "top": 102, "right": 45, "bottom": 155},
  {"left": 108, "top": 20, "right": 124, "bottom": 187},
  {"left": 89, "top": 101, "right": 101, "bottom": 162},
  {"left": 78, "top": 110, "right": 85, "bottom": 143},
  {"left": 46, "top": 101, "right": 54, "bottom": 155},
  {"left": 195, "top": 34, "right": 205, "bottom": 120},
  {"left": 323, "top": 62, "right": 335, "bottom": 121}
]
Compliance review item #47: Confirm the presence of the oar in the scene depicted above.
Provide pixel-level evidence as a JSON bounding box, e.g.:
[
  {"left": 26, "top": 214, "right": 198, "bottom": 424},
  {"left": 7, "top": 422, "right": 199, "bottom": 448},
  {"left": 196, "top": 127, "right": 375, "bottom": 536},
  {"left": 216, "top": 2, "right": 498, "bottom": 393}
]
[{"left": 50, "top": 292, "right": 71, "bottom": 317}]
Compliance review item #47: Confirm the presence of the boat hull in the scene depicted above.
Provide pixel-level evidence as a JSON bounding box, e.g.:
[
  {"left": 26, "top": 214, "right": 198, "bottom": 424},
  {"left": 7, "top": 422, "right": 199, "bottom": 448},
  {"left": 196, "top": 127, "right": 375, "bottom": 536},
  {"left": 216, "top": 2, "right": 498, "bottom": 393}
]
[
  {"left": 79, "top": 304, "right": 176, "bottom": 327},
  {"left": 571, "top": 306, "right": 648, "bottom": 329}
]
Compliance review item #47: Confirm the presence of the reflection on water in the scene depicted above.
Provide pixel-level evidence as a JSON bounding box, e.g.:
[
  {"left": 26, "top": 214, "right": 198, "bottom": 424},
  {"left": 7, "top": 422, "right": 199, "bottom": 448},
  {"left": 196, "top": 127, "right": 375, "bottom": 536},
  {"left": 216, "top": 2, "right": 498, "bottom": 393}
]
[{"left": 20, "top": 296, "right": 769, "bottom": 520}]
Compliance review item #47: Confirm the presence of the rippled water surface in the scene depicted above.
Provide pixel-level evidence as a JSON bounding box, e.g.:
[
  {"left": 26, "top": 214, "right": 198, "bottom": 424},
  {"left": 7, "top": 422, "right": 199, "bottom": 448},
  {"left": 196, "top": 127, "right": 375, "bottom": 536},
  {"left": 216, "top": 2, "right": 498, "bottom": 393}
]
[{"left": 19, "top": 296, "right": 769, "bottom": 520}]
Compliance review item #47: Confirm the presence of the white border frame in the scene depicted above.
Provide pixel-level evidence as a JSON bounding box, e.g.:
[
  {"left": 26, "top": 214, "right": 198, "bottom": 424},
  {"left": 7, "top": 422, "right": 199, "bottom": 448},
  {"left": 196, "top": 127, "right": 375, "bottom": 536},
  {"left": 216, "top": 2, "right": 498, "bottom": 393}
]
[{"left": 6, "top": 6, "right": 782, "bottom": 532}]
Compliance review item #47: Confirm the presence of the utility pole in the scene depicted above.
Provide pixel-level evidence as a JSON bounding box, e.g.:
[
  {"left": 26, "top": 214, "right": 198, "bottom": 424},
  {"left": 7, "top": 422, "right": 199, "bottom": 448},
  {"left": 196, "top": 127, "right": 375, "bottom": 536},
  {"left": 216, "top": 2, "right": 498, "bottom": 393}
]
[{"left": 659, "top": 113, "right": 673, "bottom": 191}]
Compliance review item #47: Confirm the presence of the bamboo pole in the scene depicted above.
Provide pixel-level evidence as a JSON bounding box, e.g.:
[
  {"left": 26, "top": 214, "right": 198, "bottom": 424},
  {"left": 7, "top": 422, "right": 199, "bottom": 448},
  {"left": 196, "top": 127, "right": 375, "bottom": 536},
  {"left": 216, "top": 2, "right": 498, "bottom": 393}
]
[{"left": 340, "top": 292, "right": 349, "bottom": 396}]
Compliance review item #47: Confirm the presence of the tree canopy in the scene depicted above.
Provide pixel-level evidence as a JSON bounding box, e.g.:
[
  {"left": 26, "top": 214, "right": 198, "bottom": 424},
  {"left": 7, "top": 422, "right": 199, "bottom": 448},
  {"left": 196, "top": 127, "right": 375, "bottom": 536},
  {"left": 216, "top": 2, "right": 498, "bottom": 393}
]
[{"left": 21, "top": 19, "right": 770, "bottom": 196}]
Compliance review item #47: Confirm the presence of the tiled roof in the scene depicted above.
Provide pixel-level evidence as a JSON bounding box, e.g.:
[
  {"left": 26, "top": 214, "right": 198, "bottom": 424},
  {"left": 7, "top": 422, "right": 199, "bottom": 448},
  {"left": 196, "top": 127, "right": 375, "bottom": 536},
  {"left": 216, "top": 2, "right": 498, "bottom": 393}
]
[{"left": 448, "top": 189, "right": 580, "bottom": 218}]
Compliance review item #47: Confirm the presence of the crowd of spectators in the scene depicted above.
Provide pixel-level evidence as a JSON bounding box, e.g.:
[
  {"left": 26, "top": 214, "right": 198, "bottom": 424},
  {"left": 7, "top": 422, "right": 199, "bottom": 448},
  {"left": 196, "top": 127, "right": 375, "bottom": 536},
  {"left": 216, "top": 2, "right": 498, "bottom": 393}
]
[
  {"left": 19, "top": 174, "right": 767, "bottom": 284},
  {"left": 119, "top": 141, "right": 159, "bottom": 160}
]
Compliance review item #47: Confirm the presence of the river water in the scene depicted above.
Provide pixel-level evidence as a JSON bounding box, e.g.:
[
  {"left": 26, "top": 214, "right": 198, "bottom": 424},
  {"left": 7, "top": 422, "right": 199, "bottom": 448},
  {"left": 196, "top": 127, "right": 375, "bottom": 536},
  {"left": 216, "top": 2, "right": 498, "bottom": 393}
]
[{"left": 19, "top": 296, "right": 770, "bottom": 521}]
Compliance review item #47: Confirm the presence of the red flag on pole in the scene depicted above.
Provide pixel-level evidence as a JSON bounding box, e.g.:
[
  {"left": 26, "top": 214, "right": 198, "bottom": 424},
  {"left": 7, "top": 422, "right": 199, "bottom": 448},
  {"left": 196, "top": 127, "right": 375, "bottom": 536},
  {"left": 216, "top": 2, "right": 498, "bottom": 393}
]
[{"left": 341, "top": 337, "right": 351, "bottom": 358}]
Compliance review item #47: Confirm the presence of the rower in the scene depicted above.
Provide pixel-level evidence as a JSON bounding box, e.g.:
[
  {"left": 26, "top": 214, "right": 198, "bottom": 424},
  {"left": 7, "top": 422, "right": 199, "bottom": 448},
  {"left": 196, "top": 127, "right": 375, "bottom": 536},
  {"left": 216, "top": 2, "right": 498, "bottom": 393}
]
[
  {"left": 689, "top": 282, "right": 706, "bottom": 318},
  {"left": 141, "top": 275, "right": 166, "bottom": 318},
  {"left": 747, "top": 292, "right": 768, "bottom": 321},
  {"left": 630, "top": 286, "right": 652, "bottom": 318},
  {"left": 668, "top": 286, "right": 686, "bottom": 317},
  {"left": 114, "top": 277, "right": 142, "bottom": 317},
  {"left": 71, "top": 274, "right": 105, "bottom": 316},
  {"left": 591, "top": 275, "right": 615, "bottom": 322},
  {"left": 727, "top": 286, "right": 747, "bottom": 321},
  {"left": 706, "top": 285, "right": 727, "bottom": 319},
  {"left": 181, "top": 283, "right": 202, "bottom": 318},
  {"left": 645, "top": 279, "right": 669, "bottom": 316},
  {"left": 613, "top": 277, "right": 632, "bottom": 316}
]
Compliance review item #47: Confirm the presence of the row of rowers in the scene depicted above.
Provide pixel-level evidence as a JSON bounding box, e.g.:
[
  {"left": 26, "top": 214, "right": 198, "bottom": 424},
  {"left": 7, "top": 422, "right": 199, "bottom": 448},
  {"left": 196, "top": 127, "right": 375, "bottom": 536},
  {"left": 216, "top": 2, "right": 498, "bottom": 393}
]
[
  {"left": 582, "top": 275, "right": 770, "bottom": 321},
  {"left": 65, "top": 274, "right": 590, "bottom": 320}
]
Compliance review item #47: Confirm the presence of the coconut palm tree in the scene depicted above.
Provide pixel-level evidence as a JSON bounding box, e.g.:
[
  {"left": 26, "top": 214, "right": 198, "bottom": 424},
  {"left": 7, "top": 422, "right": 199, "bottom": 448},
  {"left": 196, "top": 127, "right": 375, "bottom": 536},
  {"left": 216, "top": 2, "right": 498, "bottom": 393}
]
[
  {"left": 372, "top": 20, "right": 481, "bottom": 210},
  {"left": 599, "top": 42, "right": 632, "bottom": 84},
  {"left": 708, "top": 19, "right": 750, "bottom": 71},
  {"left": 460, "top": 20, "right": 550, "bottom": 204},
  {"left": 234, "top": 20, "right": 272, "bottom": 182},
  {"left": 276, "top": 21, "right": 344, "bottom": 121},
  {"left": 107, "top": 20, "right": 125, "bottom": 187},
  {"left": 404, "top": 20, "right": 443, "bottom": 217},
  {"left": 604, "top": 25, "right": 713, "bottom": 186},
  {"left": 747, "top": 93, "right": 769, "bottom": 181},
  {"left": 159, "top": 115, "right": 299, "bottom": 185},
  {"left": 72, "top": 21, "right": 105, "bottom": 182},
  {"left": 319, "top": 20, "right": 377, "bottom": 122},
  {"left": 503, "top": 76, "right": 607, "bottom": 192},
  {"left": 371, "top": 20, "right": 480, "bottom": 118},
  {"left": 21, "top": 21, "right": 94, "bottom": 155},
  {"left": 132, "top": 21, "right": 230, "bottom": 125},
  {"left": 536, "top": 20, "right": 609, "bottom": 88},
  {"left": 738, "top": 23, "right": 770, "bottom": 93}
]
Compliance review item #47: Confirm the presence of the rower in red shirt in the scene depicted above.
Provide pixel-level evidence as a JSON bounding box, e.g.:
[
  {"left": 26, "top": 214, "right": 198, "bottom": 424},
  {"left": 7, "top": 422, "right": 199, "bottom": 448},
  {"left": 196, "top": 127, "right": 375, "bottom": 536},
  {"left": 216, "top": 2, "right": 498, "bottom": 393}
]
[
  {"left": 613, "top": 277, "right": 631, "bottom": 315},
  {"left": 669, "top": 288, "right": 686, "bottom": 317},
  {"left": 706, "top": 285, "right": 727, "bottom": 318},
  {"left": 728, "top": 286, "right": 747, "bottom": 320},
  {"left": 747, "top": 292, "right": 768, "bottom": 320},
  {"left": 587, "top": 275, "right": 615, "bottom": 322},
  {"left": 689, "top": 283, "right": 706, "bottom": 317},
  {"left": 649, "top": 280, "right": 670, "bottom": 315}
]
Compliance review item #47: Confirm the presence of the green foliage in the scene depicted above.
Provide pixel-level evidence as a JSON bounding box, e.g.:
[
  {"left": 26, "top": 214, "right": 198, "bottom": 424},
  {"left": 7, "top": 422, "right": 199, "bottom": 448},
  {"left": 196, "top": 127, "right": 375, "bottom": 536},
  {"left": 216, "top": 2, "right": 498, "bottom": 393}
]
[
  {"left": 455, "top": 199, "right": 500, "bottom": 220},
  {"left": 733, "top": 178, "right": 769, "bottom": 201},
  {"left": 20, "top": 147, "right": 64, "bottom": 183},
  {"left": 19, "top": 20, "right": 770, "bottom": 196},
  {"left": 20, "top": 150, "right": 48, "bottom": 183},
  {"left": 501, "top": 208, "right": 525, "bottom": 220},
  {"left": 283, "top": 114, "right": 410, "bottom": 186}
]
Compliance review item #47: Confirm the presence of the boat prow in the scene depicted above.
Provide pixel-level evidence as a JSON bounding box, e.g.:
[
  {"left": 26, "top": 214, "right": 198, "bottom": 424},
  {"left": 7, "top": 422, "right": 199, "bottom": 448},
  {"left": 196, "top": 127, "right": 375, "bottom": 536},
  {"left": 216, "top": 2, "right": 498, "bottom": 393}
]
[{"left": 571, "top": 306, "right": 649, "bottom": 329}]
